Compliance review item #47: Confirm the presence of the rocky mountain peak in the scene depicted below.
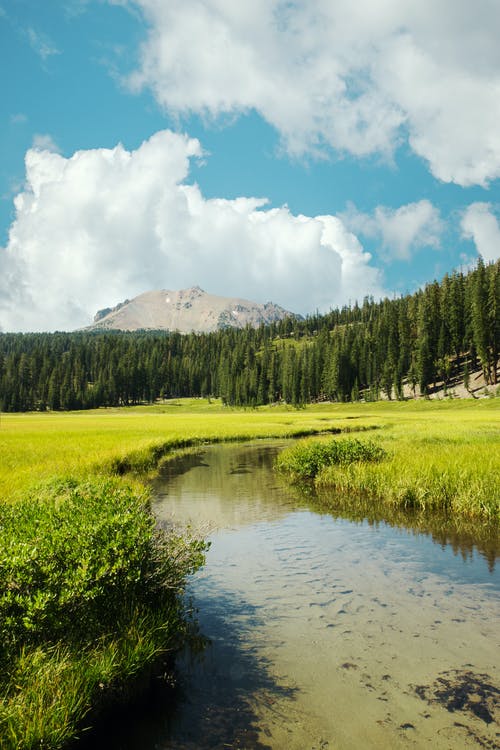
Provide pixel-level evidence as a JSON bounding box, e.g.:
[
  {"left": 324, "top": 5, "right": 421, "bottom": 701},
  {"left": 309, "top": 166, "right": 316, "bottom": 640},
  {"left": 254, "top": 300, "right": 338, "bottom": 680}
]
[{"left": 87, "top": 288, "right": 301, "bottom": 333}]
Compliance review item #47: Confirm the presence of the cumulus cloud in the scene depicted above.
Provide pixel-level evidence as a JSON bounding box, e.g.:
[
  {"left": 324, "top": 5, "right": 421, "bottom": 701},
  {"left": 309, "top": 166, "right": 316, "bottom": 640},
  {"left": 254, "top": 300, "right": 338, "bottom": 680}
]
[
  {"left": 461, "top": 203, "right": 500, "bottom": 263},
  {"left": 0, "top": 130, "right": 384, "bottom": 332},
  {"left": 123, "top": 0, "right": 500, "bottom": 186},
  {"left": 341, "top": 200, "right": 443, "bottom": 261}
]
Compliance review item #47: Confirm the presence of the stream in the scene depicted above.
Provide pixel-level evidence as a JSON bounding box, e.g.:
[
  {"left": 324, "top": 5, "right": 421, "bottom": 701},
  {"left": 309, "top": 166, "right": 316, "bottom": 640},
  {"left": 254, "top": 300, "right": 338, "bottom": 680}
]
[{"left": 89, "top": 440, "right": 499, "bottom": 749}]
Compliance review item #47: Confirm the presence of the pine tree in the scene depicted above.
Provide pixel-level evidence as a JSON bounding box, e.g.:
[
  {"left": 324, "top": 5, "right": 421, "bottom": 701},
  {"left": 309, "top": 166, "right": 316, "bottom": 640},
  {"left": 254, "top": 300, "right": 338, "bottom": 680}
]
[
  {"left": 487, "top": 260, "right": 500, "bottom": 384},
  {"left": 471, "top": 257, "right": 490, "bottom": 382}
]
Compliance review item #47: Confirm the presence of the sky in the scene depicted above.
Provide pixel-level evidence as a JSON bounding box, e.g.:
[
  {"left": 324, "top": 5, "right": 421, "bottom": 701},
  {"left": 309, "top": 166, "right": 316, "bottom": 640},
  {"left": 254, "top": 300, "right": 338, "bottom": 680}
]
[{"left": 1, "top": 0, "right": 500, "bottom": 332}]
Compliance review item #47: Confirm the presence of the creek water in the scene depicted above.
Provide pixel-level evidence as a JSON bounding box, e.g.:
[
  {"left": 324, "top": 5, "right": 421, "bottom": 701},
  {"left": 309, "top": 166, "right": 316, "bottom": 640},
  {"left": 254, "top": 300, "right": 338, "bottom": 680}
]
[{"left": 90, "top": 441, "right": 499, "bottom": 749}]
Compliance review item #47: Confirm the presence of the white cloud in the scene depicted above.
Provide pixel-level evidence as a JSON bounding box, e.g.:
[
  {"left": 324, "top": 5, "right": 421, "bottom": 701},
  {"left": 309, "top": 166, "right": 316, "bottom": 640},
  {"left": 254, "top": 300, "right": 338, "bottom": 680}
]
[
  {"left": 461, "top": 203, "right": 500, "bottom": 263},
  {"left": 63, "top": 0, "right": 92, "bottom": 18},
  {"left": 31, "top": 134, "right": 61, "bottom": 153},
  {"left": 341, "top": 200, "right": 443, "bottom": 261},
  {"left": 124, "top": 0, "right": 500, "bottom": 186},
  {"left": 0, "top": 130, "right": 384, "bottom": 332},
  {"left": 26, "top": 27, "right": 61, "bottom": 61}
]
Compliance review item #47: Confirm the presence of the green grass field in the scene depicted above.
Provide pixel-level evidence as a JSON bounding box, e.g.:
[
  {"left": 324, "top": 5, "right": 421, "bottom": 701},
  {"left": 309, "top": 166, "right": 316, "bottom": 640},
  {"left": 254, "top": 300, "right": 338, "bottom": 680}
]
[
  {"left": 0, "top": 398, "right": 381, "bottom": 499},
  {"left": 0, "top": 397, "right": 498, "bottom": 748},
  {"left": 0, "top": 398, "right": 380, "bottom": 749},
  {"left": 275, "top": 398, "right": 500, "bottom": 521},
  {"left": 1, "top": 397, "right": 498, "bottom": 514}
]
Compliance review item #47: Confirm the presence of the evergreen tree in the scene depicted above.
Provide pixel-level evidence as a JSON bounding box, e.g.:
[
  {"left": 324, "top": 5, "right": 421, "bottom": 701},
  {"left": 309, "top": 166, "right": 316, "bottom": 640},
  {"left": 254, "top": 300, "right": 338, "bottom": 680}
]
[
  {"left": 471, "top": 257, "right": 490, "bottom": 382},
  {"left": 0, "top": 259, "right": 496, "bottom": 412},
  {"left": 487, "top": 260, "right": 500, "bottom": 383}
]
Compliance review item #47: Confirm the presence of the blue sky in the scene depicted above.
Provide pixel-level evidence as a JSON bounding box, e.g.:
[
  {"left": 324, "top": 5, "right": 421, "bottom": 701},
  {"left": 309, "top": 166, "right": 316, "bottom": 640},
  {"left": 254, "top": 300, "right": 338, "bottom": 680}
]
[{"left": 1, "top": 0, "right": 500, "bottom": 331}]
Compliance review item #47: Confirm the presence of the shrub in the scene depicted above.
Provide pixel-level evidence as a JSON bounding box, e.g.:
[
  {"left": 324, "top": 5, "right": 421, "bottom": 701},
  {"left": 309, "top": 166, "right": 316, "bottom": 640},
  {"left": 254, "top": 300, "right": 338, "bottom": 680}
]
[
  {"left": 0, "top": 477, "right": 207, "bottom": 748},
  {"left": 0, "top": 478, "right": 206, "bottom": 660},
  {"left": 276, "top": 437, "right": 386, "bottom": 480}
]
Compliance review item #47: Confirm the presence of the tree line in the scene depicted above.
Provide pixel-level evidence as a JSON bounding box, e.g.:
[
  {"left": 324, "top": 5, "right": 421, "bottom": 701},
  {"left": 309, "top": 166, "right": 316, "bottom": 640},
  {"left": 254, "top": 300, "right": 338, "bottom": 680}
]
[{"left": 0, "top": 258, "right": 498, "bottom": 412}]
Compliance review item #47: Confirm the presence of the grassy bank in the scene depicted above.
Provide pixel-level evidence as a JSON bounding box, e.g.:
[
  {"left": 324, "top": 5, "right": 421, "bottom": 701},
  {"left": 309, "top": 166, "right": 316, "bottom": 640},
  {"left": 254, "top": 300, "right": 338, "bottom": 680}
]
[
  {"left": 275, "top": 399, "right": 500, "bottom": 522},
  {"left": 0, "top": 399, "right": 381, "bottom": 499},
  {"left": 0, "top": 477, "right": 205, "bottom": 749},
  {"left": 0, "top": 397, "right": 498, "bottom": 748}
]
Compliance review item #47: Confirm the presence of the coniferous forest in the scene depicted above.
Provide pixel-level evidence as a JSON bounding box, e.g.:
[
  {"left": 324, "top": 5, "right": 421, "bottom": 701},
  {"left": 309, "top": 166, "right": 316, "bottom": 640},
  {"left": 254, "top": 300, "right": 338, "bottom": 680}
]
[{"left": 1, "top": 259, "right": 498, "bottom": 412}]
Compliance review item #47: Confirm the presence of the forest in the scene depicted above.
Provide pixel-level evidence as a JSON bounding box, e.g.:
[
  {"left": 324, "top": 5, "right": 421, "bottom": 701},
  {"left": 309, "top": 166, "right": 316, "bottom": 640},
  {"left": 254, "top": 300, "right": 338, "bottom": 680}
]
[{"left": 0, "top": 258, "right": 498, "bottom": 412}]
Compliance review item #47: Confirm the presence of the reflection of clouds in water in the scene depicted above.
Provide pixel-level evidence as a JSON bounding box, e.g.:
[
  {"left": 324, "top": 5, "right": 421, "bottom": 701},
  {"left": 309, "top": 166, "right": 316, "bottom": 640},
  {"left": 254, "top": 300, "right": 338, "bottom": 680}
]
[{"left": 155, "top": 441, "right": 499, "bottom": 571}]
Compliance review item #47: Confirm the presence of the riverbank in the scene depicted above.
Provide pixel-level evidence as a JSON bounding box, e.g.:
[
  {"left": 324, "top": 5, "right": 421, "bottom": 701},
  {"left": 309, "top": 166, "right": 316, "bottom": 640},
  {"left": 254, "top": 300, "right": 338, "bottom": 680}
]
[
  {"left": 0, "top": 477, "right": 206, "bottom": 750},
  {"left": 275, "top": 399, "right": 499, "bottom": 522},
  {"left": 0, "top": 399, "right": 382, "bottom": 499},
  {"left": 0, "top": 398, "right": 498, "bottom": 747}
]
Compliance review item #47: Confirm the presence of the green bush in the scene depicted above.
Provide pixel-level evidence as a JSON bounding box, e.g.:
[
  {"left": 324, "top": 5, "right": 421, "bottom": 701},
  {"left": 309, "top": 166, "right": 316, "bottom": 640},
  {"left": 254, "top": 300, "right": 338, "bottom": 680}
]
[
  {"left": 0, "top": 478, "right": 205, "bottom": 659},
  {"left": 276, "top": 437, "right": 387, "bottom": 480},
  {"left": 0, "top": 477, "right": 206, "bottom": 748}
]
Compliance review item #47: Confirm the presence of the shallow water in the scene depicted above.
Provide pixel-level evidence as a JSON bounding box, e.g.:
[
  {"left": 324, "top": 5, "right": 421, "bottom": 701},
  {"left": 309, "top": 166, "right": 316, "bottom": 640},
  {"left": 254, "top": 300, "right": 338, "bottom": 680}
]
[{"left": 90, "top": 441, "right": 500, "bottom": 749}]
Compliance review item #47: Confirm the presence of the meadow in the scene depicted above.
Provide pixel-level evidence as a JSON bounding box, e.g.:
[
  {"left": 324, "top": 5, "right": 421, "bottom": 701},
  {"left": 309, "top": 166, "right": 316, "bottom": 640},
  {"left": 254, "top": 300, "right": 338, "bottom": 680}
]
[
  {"left": 1, "top": 397, "right": 498, "bottom": 517},
  {"left": 275, "top": 398, "right": 500, "bottom": 521},
  {"left": 0, "top": 397, "right": 498, "bottom": 748},
  {"left": 0, "top": 399, "right": 381, "bottom": 499}
]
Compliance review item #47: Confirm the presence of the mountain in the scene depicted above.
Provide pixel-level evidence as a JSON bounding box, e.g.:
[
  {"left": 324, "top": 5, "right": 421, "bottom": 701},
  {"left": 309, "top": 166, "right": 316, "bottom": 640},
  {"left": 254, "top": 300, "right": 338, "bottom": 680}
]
[{"left": 88, "top": 287, "right": 300, "bottom": 333}]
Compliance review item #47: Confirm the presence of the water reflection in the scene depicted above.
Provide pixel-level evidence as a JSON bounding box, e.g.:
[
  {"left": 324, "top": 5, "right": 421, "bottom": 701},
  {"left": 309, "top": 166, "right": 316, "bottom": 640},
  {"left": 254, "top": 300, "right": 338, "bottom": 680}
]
[
  {"left": 310, "top": 488, "right": 499, "bottom": 572},
  {"left": 152, "top": 442, "right": 298, "bottom": 533},
  {"left": 154, "top": 442, "right": 499, "bottom": 571},
  {"left": 84, "top": 441, "right": 499, "bottom": 750}
]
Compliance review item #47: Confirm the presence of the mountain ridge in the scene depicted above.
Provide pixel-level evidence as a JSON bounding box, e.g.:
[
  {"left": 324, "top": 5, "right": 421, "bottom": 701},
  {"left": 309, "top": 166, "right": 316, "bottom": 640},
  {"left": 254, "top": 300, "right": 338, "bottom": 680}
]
[{"left": 87, "top": 286, "right": 301, "bottom": 333}]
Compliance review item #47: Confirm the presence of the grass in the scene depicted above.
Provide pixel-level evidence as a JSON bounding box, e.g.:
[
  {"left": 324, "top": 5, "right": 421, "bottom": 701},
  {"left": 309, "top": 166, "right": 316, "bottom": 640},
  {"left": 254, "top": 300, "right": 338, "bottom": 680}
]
[
  {"left": 0, "top": 398, "right": 379, "bottom": 749},
  {"left": 1, "top": 396, "right": 498, "bottom": 516},
  {"left": 0, "top": 397, "right": 498, "bottom": 747},
  {"left": 274, "top": 399, "right": 500, "bottom": 522},
  {"left": 0, "top": 477, "right": 205, "bottom": 749},
  {"left": 275, "top": 436, "right": 386, "bottom": 478},
  {"left": 0, "top": 399, "right": 380, "bottom": 499},
  {"left": 0, "top": 615, "right": 172, "bottom": 750}
]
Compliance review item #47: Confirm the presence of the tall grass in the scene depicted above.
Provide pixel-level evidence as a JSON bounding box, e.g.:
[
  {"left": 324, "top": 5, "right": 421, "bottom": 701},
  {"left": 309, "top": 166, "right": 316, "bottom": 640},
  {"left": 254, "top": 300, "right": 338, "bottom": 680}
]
[
  {"left": 0, "top": 608, "right": 183, "bottom": 750},
  {"left": 275, "top": 437, "right": 386, "bottom": 478},
  {"left": 275, "top": 399, "right": 500, "bottom": 521},
  {"left": 317, "top": 445, "right": 498, "bottom": 519},
  {"left": 0, "top": 400, "right": 380, "bottom": 499}
]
